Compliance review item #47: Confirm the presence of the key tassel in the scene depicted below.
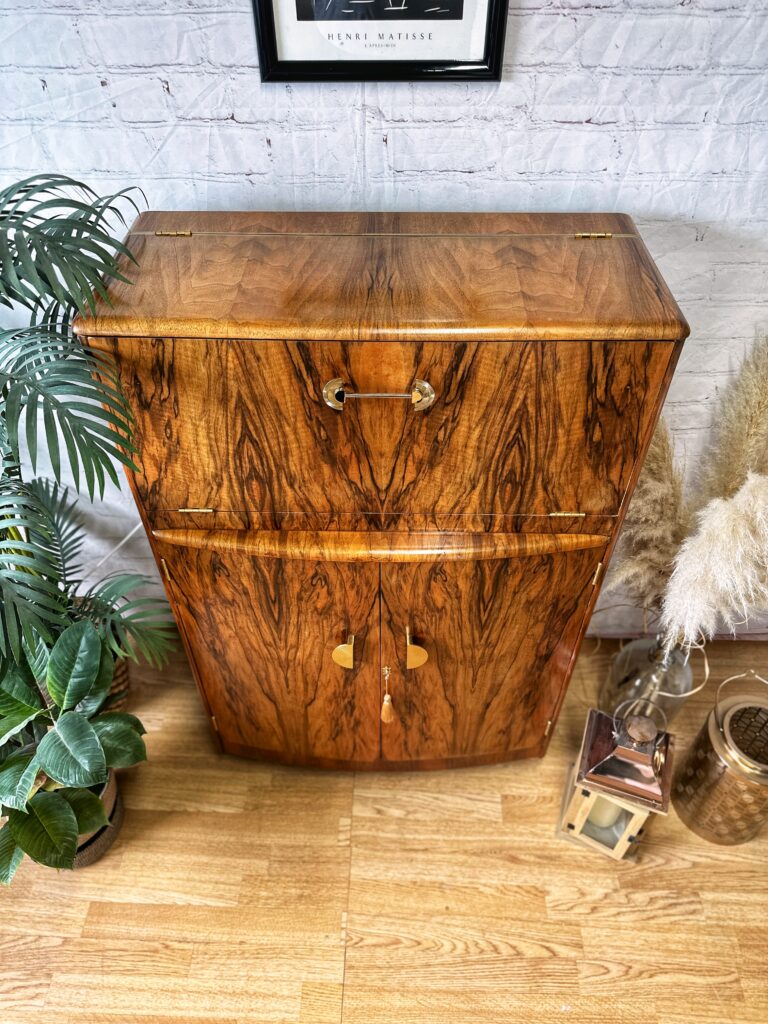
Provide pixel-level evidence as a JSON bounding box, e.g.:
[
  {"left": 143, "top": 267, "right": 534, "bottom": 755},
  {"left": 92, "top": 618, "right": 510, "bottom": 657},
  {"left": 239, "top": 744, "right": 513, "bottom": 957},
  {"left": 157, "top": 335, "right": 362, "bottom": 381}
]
[{"left": 380, "top": 692, "right": 395, "bottom": 724}]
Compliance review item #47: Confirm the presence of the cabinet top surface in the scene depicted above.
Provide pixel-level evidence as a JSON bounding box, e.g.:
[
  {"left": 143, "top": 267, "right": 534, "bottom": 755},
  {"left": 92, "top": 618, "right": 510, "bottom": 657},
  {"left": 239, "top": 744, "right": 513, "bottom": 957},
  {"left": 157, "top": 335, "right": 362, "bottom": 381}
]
[{"left": 76, "top": 211, "right": 689, "bottom": 342}]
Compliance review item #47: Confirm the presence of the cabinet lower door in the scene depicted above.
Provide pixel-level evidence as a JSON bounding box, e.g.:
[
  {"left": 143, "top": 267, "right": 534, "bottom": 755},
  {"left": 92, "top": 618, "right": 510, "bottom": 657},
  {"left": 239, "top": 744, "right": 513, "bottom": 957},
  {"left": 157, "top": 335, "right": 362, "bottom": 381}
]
[
  {"left": 157, "top": 543, "right": 381, "bottom": 766},
  {"left": 379, "top": 549, "right": 599, "bottom": 766}
]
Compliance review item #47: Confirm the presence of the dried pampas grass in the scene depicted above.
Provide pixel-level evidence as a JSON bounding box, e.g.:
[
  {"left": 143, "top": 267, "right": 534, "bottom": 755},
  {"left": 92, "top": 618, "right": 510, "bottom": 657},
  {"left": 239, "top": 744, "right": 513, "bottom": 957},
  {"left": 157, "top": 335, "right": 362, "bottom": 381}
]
[
  {"left": 701, "top": 335, "right": 768, "bottom": 504},
  {"left": 609, "top": 334, "right": 768, "bottom": 639},
  {"left": 607, "top": 418, "right": 691, "bottom": 611},
  {"left": 661, "top": 473, "right": 768, "bottom": 649}
]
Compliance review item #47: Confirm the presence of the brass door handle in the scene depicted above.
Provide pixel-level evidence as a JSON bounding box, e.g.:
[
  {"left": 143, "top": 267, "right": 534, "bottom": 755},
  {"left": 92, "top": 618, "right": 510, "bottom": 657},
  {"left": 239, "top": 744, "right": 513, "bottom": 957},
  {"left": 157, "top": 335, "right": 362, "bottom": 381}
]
[
  {"left": 322, "top": 378, "right": 435, "bottom": 412},
  {"left": 332, "top": 633, "right": 355, "bottom": 670},
  {"left": 406, "top": 627, "right": 428, "bottom": 670}
]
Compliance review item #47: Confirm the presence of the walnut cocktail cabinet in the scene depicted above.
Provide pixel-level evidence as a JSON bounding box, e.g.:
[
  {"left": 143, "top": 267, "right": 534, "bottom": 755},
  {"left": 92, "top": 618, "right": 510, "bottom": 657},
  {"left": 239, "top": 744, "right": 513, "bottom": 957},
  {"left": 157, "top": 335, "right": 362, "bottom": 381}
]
[{"left": 76, "top": 212, "right": 688, "bottom": 771}]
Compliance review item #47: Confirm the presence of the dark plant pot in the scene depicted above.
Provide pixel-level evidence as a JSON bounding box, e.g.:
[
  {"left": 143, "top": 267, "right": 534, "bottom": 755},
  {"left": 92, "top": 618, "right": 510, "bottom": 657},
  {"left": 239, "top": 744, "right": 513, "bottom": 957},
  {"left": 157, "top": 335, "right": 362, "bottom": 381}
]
[{"left": 73, "top": 770, "right": 124, "bottom": 868}]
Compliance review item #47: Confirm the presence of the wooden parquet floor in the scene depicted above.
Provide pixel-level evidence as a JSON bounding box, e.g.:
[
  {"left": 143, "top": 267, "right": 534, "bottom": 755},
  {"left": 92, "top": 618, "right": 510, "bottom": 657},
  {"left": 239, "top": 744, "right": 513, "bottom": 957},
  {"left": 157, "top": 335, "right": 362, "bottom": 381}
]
[{"left": 3, "top": 639, "right": 767, "bottom": 1024}]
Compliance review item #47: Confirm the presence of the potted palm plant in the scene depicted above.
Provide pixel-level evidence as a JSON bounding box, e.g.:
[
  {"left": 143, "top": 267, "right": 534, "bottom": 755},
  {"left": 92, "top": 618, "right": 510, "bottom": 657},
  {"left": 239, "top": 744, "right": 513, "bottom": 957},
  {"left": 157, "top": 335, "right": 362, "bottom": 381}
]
[{"left": 0, "top": 175, "right": 174, "bottom": 884}]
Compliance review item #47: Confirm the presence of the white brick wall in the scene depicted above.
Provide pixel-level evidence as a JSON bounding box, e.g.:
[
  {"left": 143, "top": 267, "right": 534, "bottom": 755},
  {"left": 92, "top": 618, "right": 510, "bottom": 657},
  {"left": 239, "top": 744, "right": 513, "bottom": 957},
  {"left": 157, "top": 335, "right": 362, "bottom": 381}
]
[{"left": 2, "top": 0, "right": 767, "bottom": 637}]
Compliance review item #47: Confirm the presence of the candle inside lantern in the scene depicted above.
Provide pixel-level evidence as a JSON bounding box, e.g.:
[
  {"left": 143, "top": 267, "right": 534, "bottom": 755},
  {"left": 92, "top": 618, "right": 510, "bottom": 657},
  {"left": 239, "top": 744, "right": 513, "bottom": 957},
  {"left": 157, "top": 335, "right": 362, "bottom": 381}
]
[{"left": 587, "top": 795, "right": 623, "bottom": 829}]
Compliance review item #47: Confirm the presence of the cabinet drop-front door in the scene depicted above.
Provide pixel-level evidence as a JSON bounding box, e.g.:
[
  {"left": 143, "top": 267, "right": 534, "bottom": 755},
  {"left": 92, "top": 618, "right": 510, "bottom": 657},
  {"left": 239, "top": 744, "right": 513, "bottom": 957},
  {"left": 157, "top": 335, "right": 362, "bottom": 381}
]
[
  {"left": 105, "top": 337, "right": 675, "bottom": 522},
  {"left": 155, "top": 541, "right": 381, "bottom": 766},
  {"left": 379, "top": 548, "right": 600, "bottom": 766}
]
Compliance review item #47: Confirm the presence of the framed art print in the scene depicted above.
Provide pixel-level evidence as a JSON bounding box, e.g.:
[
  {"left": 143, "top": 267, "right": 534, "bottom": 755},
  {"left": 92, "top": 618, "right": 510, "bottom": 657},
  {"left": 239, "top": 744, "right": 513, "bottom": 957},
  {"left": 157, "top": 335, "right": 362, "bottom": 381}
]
[{"left": 252, "top": 0, "right": 508, "bottom": 81}]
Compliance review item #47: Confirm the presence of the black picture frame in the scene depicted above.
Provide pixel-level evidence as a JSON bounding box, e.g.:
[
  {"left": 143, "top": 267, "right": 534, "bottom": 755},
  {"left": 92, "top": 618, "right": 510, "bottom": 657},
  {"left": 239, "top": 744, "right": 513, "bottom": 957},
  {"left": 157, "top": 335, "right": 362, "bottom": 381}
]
[{"left": 252, "top": 0, "right": 508, "bottom": 82}]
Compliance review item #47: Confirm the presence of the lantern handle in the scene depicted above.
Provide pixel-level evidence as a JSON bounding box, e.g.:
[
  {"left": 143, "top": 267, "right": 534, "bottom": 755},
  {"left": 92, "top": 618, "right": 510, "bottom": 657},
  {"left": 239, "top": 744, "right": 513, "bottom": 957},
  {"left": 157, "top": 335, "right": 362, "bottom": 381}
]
[{"left": 714, "top": 668, "right": 768, "bottom": 731}]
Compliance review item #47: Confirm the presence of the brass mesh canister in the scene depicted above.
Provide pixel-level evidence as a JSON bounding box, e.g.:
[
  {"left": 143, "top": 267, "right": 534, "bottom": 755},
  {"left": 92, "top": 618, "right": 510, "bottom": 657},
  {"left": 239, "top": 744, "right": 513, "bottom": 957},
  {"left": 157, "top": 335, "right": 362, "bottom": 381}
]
[{"left": 673, "top": 672, "right": 768, "bottom": 845}]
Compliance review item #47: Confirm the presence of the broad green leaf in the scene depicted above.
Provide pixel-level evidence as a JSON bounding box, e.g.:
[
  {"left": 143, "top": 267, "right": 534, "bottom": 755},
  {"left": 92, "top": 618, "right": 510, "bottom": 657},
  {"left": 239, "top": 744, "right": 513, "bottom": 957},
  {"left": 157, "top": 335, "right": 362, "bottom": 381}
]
[
  {"left": 96, "top": 710, "right": 145, "bottom": 736},
  {"left": 0, "top": 750, "right": 40, "bottom": 811},
  {"left": 76, "top": 644, "right": 114, "bottom": 718},
  {"left": 0, "top": 823, "right": 24, "bottom": 885},
  {"left": 8, "top": 790, "right": 77, "bottom": 869},
  {"left": 91, "top": 713, "right": 147, "bottom": 769},
  {"left": 0, "top": 667, "right": 46, "bottom": 743},
  {"left": 24, "top": 634, "right": 51, "bottom": 684},
  {"left": 46, "top": 621, "right": 102, "bottom": 709},
  {"left": 36, "top": 712, "right": 106, "bottom": 787},
  {"left": 0, "top": 663, "right": 44, "bottom": 713},
  {"left": 59, "top": 787, "right": 109, "bottom": 835}
]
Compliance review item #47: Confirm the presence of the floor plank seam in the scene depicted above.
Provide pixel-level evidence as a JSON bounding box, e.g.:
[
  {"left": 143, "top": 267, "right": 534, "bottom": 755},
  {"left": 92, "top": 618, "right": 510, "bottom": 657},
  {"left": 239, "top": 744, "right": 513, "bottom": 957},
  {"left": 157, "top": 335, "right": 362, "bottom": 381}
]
[{"left": 338, "top": 772, "right": 357, "bottom": 1024}]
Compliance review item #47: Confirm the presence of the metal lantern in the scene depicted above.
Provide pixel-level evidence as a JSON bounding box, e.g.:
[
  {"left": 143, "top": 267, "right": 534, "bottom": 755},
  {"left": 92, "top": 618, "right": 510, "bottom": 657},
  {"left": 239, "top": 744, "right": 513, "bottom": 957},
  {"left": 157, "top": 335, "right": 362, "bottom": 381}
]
[{"left": 559, "top": 705, "right": 675, "bottom": 860}]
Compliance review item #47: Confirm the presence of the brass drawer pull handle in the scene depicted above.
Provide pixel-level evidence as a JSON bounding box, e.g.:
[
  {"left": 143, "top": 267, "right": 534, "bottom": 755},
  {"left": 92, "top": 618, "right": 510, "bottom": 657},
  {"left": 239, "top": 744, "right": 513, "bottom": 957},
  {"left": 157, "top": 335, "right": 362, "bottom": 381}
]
[
  {"left": 406, "top": 627, "right": 428, "bottom": 669},
  {"left": 322, "top": 378, "right": 435, "bottom": 412},
  {"left": 332, "top": 633, "right": 355, "bottom": 670}
]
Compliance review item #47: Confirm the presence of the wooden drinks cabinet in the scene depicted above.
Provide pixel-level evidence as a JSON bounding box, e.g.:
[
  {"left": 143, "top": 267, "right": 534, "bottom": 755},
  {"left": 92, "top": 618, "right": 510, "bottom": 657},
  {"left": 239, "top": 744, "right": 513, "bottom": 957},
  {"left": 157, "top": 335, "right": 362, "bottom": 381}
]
[{"left": 76, "top": 212, "right": 688, "bottom": 771}]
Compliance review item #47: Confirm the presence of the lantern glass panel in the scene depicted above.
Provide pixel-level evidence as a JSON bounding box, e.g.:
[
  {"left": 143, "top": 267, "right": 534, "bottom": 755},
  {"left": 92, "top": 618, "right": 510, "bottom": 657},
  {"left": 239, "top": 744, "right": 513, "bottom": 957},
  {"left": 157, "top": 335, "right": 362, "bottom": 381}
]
[{"left": 581, "top": 804, "right": 634, "bottom": 850}]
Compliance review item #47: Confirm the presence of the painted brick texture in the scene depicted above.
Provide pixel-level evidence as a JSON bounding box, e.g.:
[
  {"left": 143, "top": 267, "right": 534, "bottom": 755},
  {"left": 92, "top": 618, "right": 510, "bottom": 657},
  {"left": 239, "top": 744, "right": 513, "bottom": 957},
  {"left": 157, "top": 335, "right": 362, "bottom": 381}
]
[{"left": 1, "top": 0, "right": 767, "bottom": 636}]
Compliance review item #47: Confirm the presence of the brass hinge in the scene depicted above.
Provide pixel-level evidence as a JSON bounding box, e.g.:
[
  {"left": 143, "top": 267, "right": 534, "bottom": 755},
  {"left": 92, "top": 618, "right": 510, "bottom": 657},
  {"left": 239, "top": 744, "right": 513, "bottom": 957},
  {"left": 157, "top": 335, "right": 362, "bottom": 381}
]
[
  {"left": 592, "top": 561, "right": 604, "bottom": 586},
  {"left": 178, "top": 507, "right": 215, "bottom": 513},
  {"left": 155, "top": 230, "right": 192, "bottom": 237},
  {"left": 159, "top": 557, "right": 172, "bottom": 582},
  {"left": 210, "top": 715, "right": 219, "bottom": 733},
  {"left": 548, "top": 511, "right": 587, "bottom": 518},
  {"left": 575, "top": 232, "right": 613, "bottom": 239},
  {"left": 544, "top": 719, "right": 553, "bottom": 738}
]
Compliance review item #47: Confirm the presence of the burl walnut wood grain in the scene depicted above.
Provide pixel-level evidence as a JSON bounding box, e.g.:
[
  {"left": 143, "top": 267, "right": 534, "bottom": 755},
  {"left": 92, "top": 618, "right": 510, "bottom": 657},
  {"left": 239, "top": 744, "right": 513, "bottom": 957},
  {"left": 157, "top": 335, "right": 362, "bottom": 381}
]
[
  {"left": 151, "top": 528, "right": 608, "bottom": 562},
  {"left": 380, "top": 549, "right": 600, "bottom": 765},
  {"left": 127, "top": 210, "right": 642, "bottom": 236},
  {"left": 155, "top": 533, "right": 603, "bottom": 769},
  {"left": 77, "top": 213, "right": 687, "bottom": 770},
  {"left": 75, "top": 212, "right": 689, "bottom": 343},
  {"left": 155, "top": 541, "right": 382, "bottom": 766},
  {"left": 94, "top": 337, "right": 676, "bottom": 524}
]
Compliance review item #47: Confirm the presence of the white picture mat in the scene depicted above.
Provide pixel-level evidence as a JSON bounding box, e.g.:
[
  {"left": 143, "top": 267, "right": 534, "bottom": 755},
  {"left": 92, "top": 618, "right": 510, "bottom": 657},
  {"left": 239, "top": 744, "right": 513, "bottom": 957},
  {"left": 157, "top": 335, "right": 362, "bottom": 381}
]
[{"left": 272, "top": 0, "right": 490, "bottom": 62}]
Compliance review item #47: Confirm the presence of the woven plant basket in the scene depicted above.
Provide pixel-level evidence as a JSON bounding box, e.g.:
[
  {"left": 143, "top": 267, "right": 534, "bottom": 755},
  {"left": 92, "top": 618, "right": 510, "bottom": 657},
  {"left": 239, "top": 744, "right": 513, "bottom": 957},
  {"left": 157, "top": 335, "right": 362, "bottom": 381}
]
[
  {"left": 107, "top": 658, "right": 131, "bottom": 711},
  {"left": 73, "top": 770, "right": 124, "bottom": 868}
]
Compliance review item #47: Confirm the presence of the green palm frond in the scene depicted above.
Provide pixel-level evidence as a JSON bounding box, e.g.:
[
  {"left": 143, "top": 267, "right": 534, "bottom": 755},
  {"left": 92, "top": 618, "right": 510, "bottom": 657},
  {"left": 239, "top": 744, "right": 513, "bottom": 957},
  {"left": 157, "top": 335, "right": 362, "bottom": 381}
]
[
  {"left": 0, "top": 419, "right": 18, "bottom": 480},
  {"left": 0, "top": 486, "right": 65, "bottom": 661},
  {"left": 33, "top": 297, "right": 72, "bottom": 336},
  {"left": 75, "top": 574, "right": 175, "bottom": 668},
  {"left": 0, "top": 325, "right": 137, "bottom": 498},
  {"left": 25, "top": 479, "right": 84, "bottom": 590},
  {"left": 0, "top": 174, "right": 140, "bottom": 317}
]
